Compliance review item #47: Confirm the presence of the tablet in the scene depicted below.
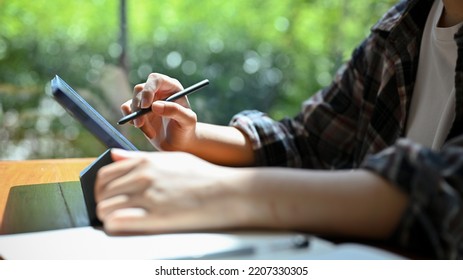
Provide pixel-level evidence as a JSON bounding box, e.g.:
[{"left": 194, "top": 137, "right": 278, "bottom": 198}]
[{"left": 50, "top": 75, "right": 137, "bottom": 151}]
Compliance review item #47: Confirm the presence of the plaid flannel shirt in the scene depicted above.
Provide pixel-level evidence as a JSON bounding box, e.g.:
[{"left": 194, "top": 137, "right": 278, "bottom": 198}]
[{"left": 230, "top": 0, "right": 463, "bottom": 259}]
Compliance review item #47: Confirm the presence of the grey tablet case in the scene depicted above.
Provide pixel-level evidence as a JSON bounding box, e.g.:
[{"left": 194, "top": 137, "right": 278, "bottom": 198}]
[{"left": 1, "top": 182, "right": 89, "bottom": 234}]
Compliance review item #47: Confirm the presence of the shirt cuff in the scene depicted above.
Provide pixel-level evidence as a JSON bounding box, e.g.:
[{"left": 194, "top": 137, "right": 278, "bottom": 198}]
[{"left": 229, "top": 110, "right": 301, "bottom": 167}]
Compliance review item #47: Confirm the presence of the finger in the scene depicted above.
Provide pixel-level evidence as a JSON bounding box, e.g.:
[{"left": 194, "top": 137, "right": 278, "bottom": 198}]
[
  {"left": 120, "top": 100, "right": 133, "bottom": 116},
  {"left": 110, "top": 148, "right": 146, "bottom": 161},
  {"left": 97, "top": 165, "right": 153, "bottom": 201},
  {"left": 94, "top": 156, "right": 141, "bottom": 202},
  {"left": 97, "top": 194, "right": 130, "bottom": 221},
  {"left": 140, "top": 124, "right": 157, "bottom": 139},
  {"left": 131, "top": 83, "right": 145, "bottom": 110},
  {"left": 95, "top": 156, "right": 139, "bottom": 191},
  {"left": 133, "top": 74, "right": 183, "bottom": 128},
  {"left": 120, "top": 100, "right": 135, "bottom": 125},
  {"left": 97, "top": 194, "right": 150, "bottom": 221},
  {"left": 103, "top": 211, "right": 185, "bottom": 234},
  {"left": 102, "top": 209, "right": 149, "bottom": 234},
  {"left": 144, "top": 73, "right": 183, "bottom": 104},
  {"left": 131, "top": 84, "right": 146, "bottom": 127},
  {"left": 151, "top": 101, "right": 197, "bottom": 128},
  {"left": 103, "top": 208, "right": 222, "bottom": 234}
]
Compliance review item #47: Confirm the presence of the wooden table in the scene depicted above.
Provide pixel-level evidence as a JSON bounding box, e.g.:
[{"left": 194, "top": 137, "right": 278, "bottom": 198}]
[{"left": 0, "top": 158, "right": 94, "bottom": 229}]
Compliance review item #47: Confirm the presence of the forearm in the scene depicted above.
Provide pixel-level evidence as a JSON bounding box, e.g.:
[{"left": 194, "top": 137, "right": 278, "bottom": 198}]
[
  {"left": 228, "top": 168, "right": 408, "bottom": 239},
  {"left": 185, "top": 122, "right": 255, "bottom": 166}
]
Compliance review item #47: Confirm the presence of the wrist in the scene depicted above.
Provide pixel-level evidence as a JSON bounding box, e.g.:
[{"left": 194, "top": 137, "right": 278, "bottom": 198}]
[
  {"left": 180, "top": 123, "right": 203, "bottom": 154},
  {"left": 227, "top": 168, "right": 281, "bottom": 229},
  {"left": 203, "top": 167, "right": 258, "bottom": 228},
  {"left": 183, "top": 123, "right": 256, "bottom": 166}
]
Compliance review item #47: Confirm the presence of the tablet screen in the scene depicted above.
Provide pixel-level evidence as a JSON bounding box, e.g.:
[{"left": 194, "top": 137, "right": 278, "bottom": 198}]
[{"left": 50, "top": 75, "right": 137, "bottom": 151}]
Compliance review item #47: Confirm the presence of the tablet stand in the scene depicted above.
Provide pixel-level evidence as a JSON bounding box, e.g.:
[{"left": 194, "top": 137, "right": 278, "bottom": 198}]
[{"left": 79, "top": 149, "right": 113, "bottom": 226}]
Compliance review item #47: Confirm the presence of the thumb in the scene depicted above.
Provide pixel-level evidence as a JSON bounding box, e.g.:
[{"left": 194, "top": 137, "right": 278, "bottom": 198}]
[{"left": 151, "top": 101, "right": 196, "bottom": 126}]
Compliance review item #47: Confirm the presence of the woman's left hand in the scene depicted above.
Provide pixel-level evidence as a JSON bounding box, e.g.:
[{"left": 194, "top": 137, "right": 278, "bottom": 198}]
[{"left": 94, "top": 148, "right": 247, "bottom": 234}]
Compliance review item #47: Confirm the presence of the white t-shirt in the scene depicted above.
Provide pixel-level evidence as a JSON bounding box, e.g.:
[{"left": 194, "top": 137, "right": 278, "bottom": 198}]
[{"left": 405, "top": 0, "right": 463, "bottom": 150}]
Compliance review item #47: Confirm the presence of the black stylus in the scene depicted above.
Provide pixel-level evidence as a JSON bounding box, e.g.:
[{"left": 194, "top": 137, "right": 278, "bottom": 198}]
[{"left": 117, "top": 79, "right": 209, "bottom": 125}]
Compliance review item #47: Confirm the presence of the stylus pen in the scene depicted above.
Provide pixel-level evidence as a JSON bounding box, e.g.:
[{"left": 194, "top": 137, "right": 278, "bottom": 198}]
[{"left": 117, "top": 79, "right": 209, "bottom": 125}]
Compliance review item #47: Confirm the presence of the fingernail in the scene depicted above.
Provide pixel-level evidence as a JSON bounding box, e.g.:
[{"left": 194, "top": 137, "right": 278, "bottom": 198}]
[{"left": 141, "top": 97, "right": 151, "bottom": 108}]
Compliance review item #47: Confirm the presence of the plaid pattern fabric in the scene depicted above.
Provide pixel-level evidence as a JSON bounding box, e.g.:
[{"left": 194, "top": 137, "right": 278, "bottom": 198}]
[{"left": 230, "top": 0, "right": 463, "bottom": 259}]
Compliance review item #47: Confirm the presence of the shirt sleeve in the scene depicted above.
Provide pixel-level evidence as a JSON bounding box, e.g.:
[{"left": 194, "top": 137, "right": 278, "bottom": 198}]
[
  {"left": 361, "top": 137, "right": 463, "bottom": 259},
  {"left": 229, "top": 58, "right": 366, "bottom": 169},
  {"left": 229, "top": 110, "right": 305, "bottom": 167}
]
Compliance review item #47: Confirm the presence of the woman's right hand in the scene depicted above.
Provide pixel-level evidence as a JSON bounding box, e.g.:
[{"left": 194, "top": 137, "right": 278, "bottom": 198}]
[{"left": 121, "top": 73, "right": 198, "bottom": 151}]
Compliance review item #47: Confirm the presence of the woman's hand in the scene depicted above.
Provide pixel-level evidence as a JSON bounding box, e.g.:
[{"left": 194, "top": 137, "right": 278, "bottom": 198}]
[
  {"left": 94, "top": 150, "right": 407, "bottom": 238},
  {"left": 121, "top": 73, "right": 198, "bottom": 151},
  {"left": 94, "top": 149, "right": 249, "bottom": 234},
  {"left": 121, "top": 73, "right": 255, "bottom": 166}
]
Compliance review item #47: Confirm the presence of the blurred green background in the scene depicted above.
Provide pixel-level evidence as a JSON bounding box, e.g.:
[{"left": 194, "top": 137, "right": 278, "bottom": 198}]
[{"left": 0, "top": 0, "right": 396, "bottom": 160}]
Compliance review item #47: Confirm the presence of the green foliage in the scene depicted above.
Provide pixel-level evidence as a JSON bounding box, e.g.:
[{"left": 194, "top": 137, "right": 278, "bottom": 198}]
[{"left": 0, "top": 0, "right": 396, "bottom": 159}]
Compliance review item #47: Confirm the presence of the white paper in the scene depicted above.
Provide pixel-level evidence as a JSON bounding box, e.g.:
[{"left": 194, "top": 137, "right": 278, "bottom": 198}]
[
  {"left": 0, "top": 227, "right": 332, "bottom": 260},
  {"left": 0, "top": 226, "right": 403, "bottom": 260}
]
